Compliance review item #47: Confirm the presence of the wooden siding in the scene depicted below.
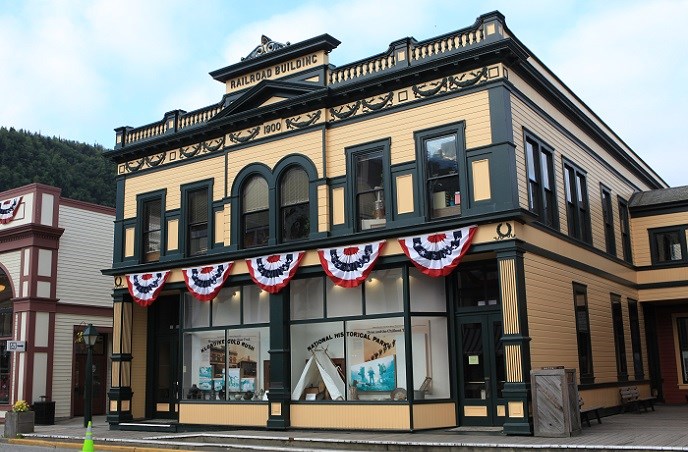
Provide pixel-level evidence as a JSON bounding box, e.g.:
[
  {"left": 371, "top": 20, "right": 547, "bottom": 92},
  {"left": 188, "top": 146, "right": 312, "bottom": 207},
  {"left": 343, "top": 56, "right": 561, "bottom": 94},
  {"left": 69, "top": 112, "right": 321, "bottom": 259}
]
[
  {"left": 325, "top": 91, "right": 490, "bottom": 178},
  {"left": 317, "top": 184, "right": 329, "bottom": 232},
  {"left": 412, "top": 403, "right": 456, "bottom": 429},
  {"left": 637, "top": 267, "right": 688, "bottom": 285},
  {"left": 179, "top": 403, "right": 268, "bottom": 426},
  {"left": 53, "top": 313, "right": 111, "bottom": 420},
  {"left": 56, "top": 204, "right": 114, "bottom": 307},
  {"left": 631, "top": 211, "right": 688, "bottom": 266},
  {"left": 290, "top": 404, "right": 410, "bottom": 430},
  {"left": 0, "top": 250, "right": 21, "bottom": 295},
  {"left": 123, "top": 154, "right": 225, "bottom": 218},
  {"left": 131, "top": 303, "right": 148, "bottom": 419},
  {"left": 226, "top": 129, "right": 323, "bottom": 193},
  {"left": 640, "top": 287, "right": 688, "bottom": 303},
  {"left": 510, "top": 85, "right": 653, "bottom": 258},
  {"left": 524, "top": 252, "right": 648, "bottom": 385}
]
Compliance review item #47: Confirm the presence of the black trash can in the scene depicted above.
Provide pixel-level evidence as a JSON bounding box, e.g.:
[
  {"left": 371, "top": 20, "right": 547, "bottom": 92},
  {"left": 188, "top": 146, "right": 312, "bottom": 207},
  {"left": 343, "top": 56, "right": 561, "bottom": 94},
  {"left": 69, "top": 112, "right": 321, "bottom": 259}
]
[{"left": 32, "top": 400, "right": 56, "bottom": 425}]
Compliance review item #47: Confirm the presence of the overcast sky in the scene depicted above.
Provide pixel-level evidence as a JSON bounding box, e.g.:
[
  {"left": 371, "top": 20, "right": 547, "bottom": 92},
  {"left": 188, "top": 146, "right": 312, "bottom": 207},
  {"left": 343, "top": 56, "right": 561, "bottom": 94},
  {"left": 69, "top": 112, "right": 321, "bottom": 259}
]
[{"left": 1, "top": 0, "right": 686, "bottom": 187}]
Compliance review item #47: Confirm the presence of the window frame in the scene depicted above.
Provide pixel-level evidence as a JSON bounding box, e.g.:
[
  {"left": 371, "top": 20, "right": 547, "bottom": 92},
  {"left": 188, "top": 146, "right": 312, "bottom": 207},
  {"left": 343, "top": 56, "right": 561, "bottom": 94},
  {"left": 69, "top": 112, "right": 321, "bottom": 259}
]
[
  {"left": 618, "top": 197, "right": 633, "bottom": 263},
  {"left": 563, "top": 160, "right": 591, "bottom": 244},
  {"left": 573, "top": 282, "right": 594, "bottom": 384},
  {"left": 181, "top": 181, "right": 212, "bottom": 257},
  {"left": 627, "top": 298, "right": 644, "bottom": 380},
  {"left": 610, "top": 293, "right": 628, "bottom": 381},
  {"left": 346, "top": 139, "right": 391, "bottom": 232},
  {"left": 601, "top": 185, "right": 616, "bottom": 256},
  {"left": 279, "top": 166, "right": 310, "bottom": 243},
  {"left": 241, "top": 175, "right": 271, "bottom": 249},
  {"left": 415, "top": 122, "right": 467, "bottom": 221},
  {"left": 137, "top": 190, "right": 166, "bottom": 263},
  {"left": 524, "top": 133, "right": 558, "bottom": 228},
  {"left": 649, "top": 225, "right": 688, "bottom": 265}
]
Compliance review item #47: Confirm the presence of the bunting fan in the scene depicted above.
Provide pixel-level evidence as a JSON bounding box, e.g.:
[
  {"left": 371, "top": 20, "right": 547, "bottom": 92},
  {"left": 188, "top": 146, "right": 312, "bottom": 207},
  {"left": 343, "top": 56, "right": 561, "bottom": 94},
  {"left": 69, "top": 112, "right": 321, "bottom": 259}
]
[
  {"left": 398, "top": 226, "right": 477, "bottom": 277},
  {"left": 126, "top": 271, "right": 170, "bottom": 307},
  {"left": 183, "top": 262, "right": 234, "bottom": 301},
  {"left": 0, "top": 196, "right": 22, "bottom": 224},
  {"left": 246, "top": 251, "right": 305, "bottom": 294},
  {"left": 318, "top": 241, "right": 385, "bottom": 288}
]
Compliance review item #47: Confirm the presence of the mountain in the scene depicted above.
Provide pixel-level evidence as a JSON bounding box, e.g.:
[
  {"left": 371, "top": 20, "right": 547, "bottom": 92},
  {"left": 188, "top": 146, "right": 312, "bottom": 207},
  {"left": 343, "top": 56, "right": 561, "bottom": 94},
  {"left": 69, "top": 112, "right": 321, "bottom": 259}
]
[{"left": 0, "top": 127, "right": 116, "bottom": 207}]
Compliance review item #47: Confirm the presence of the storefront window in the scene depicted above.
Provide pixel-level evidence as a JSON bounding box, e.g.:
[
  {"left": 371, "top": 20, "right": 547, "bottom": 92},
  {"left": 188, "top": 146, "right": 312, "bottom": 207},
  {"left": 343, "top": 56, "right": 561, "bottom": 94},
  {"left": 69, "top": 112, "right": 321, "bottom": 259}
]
[
  {"left": 410, "top": 267, "right": 446, "bottom": 312},
  {"left": 290, "top": 267, "right": 450, "bottom": 403},
  {"left": 182, "top": 284, "right": 269, "bottom": 402}
]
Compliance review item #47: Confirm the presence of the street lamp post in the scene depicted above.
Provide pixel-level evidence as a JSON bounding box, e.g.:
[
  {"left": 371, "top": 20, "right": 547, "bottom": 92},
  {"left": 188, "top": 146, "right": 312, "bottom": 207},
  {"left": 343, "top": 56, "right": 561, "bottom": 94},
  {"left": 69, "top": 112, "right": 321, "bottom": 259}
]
[{"left": 82, "top": 324, "right": 99, "bottom": 428}]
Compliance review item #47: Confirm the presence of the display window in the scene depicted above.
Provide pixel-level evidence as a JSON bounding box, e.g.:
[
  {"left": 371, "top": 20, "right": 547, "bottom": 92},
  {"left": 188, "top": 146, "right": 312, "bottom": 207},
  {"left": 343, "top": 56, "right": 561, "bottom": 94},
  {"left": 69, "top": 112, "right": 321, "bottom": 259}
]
[
  {"left": 182, "top": 286, "right": 270, "bottom": 402},
  {"left": 290, "top": 266, "right": 450, "bottom": 403}
]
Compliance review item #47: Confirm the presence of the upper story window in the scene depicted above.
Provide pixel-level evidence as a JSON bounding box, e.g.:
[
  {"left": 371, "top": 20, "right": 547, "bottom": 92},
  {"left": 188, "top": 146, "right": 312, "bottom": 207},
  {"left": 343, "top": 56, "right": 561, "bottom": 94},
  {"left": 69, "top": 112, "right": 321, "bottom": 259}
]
[
  {"left": 650, "top": 226, "right": 687, "bottom": 264},
  {"left": 564, "top": 162, "right": 591, "bottom": 244},
  {"left": 601, "top": 186, "right": 616, "bottom": 255},
  {"left": 280, "top": 167, "right": 310, "bottom": 242},
  {"left": 187, "top": 187, "right": 209, "bottom": 256},
  {"left": 573, "top": 283, "right": 594, "bottom": 384},
  {"left": 416, "top": 123, "right": 465, "bottom": 220},
  {"left": 525, "top": 135, "right": 557, "bottom": 228},
  {"left": 142, "top": 198, "right": 162, "bottom": 262},
  {"left": 347, "top": 140, "right": 390, "bottom": 231},
  {"left": 618, "top": 198, "right": 633, "bottom": 263},
  {"left": 242, "top": 176, "right": 270, "bottom": 248}
]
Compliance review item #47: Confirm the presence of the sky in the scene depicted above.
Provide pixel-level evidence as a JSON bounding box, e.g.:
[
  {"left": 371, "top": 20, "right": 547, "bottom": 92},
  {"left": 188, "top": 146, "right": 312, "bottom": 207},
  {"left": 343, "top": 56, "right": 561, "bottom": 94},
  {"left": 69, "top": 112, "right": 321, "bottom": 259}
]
[{"left": 1, "top": 0, "right": 686, "bottom": 187}]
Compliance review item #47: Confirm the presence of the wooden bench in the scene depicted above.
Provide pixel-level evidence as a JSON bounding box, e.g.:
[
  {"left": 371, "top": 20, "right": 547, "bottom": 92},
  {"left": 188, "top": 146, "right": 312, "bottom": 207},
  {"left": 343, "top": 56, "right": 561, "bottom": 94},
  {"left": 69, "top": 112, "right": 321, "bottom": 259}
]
[
  {"left": 619, "top": 385, "right": 656, "bottom": 413},
  {"left": 579, "top": 395, "right": 603, "bottom": 427}
]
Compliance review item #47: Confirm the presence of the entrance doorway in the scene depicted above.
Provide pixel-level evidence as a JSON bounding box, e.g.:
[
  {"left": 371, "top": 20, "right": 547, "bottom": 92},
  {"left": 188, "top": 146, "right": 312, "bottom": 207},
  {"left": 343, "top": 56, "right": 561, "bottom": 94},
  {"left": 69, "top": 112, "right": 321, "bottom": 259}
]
[
  {"left": 456, "top": 311, "right": 506, "bottom": 426},
  {"left": 73, "top": 334, "right": 108, "bottom": 417},
  {"left": 147, "top": 295, "right": 180, "bottom": 419}
]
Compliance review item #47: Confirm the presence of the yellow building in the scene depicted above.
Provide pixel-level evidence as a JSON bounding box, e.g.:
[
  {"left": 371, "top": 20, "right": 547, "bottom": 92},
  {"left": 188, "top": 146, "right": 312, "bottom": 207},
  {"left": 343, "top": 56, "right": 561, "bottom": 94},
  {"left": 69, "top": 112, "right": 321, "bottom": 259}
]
[{"left": 103, "top": 12, "right": 687, "bottom": 434}]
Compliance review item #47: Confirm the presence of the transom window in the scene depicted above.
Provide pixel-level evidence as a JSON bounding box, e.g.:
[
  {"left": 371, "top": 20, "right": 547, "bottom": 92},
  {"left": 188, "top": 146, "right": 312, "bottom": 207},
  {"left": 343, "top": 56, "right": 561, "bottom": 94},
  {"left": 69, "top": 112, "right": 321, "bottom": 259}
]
[
  {"left": 280, "top": 167, "right": 310, "bottom": 242},
  {"left": 526, "top": 135, "right": 556, "bottom": 227},
  {"left": 564, "top": 162, "right": 591, "bottom": 244},
  {"left": 242, "top": 176, "right": 270, "bottom": 248}
]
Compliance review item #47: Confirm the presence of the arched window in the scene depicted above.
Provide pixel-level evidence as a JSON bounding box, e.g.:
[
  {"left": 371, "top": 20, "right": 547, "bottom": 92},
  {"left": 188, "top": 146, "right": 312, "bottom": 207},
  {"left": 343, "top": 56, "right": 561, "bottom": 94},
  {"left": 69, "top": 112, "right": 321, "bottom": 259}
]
[
  {"left": 280, "top": 167, "right": 310, "bottom": 242},
  {"left": 242, "top": 176, "right": 269, "bottom": 248}
]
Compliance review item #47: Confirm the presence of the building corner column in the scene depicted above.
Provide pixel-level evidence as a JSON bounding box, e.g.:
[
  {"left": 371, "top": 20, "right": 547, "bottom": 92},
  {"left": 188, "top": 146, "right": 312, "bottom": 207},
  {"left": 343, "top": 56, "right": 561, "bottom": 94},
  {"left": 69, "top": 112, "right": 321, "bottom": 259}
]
[
  {"left": 108, "top": 292, "right": 134, "bottom": 425},
  {"left": 497, "top": 247, "right": 532, "bottom": 435},
  {"left": 267, "top": 291, "right": 290, "bottom": 429}
]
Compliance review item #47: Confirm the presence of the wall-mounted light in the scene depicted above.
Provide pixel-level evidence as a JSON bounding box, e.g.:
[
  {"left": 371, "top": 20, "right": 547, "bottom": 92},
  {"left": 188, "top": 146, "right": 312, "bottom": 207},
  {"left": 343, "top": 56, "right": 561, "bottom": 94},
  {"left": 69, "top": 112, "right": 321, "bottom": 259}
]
[{"left": 0, "top": 284, "right": 5, "bottom": 292}]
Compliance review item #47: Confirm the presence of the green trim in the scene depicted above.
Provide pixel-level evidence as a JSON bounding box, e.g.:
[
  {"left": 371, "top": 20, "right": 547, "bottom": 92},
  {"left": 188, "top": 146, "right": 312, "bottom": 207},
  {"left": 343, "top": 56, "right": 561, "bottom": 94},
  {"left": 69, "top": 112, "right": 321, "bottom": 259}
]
[
  {"left": 488, "top": 85, "right": 513, "bottom": 144},
  {"left": 637, "top": 280, "right": 688, "bottom": 290},
  {"left": 135, "top": 189, "right": 167, "bottom": 264}
]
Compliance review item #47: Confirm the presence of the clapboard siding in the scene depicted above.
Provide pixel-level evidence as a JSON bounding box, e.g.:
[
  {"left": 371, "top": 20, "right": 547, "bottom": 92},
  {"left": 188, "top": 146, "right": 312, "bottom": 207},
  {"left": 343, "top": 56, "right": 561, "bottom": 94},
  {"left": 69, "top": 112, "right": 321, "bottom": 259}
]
[
  {"left": 56, "top": 205, "right": 114, "bottom": 306},
  {"left": 326, "top": 91, "right": 491, "bottom": 178},
  {"left": 53, "top": 313, "right": 111, "bottom": 420},
  {"left": 226, "top": 129, "right": 324, "bottom": 191},
  {"left": 631, "top": 211, "right": 688, "bottom": 266},
  {"left": 0, "top": 250, "right": 21, "bottom": 295},
  {"left": 510, "top": 82, "right": 654, "bottom": 258},
  {"left": 123, "top": 154, "right": 225, "bottom": 218},
  {"left": 525, "top": 252, "right": 647, "bottom": 384}
]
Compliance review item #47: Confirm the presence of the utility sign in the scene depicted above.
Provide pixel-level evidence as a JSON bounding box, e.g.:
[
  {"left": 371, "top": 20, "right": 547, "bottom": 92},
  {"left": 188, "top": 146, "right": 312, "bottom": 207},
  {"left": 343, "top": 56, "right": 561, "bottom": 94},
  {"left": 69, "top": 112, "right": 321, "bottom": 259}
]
[{"left": 7, "top": 341, "right": 26, "bottom": 352}]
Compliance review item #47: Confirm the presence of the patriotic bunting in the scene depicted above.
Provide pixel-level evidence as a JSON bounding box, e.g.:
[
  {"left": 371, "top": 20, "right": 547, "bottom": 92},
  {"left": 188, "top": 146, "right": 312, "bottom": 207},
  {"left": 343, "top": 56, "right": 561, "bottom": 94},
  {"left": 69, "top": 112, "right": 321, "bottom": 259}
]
[
  {"left": 183, "top": 262, "right": 233, "bottom": 302},
  {"left": 126, "top": 271, "right": 170, "bottom": 307},
  {"left": 318, "top": 241, "right": 385, "bottom": 288},
  {"left": 398, "top": 225, "right": 477, "bottom": 277},
  {"left": 246, "top": 251, "right": 305, "bottom": 294},
  {"left": 0, "top": 196, "right": 22, "bottom": 224}
]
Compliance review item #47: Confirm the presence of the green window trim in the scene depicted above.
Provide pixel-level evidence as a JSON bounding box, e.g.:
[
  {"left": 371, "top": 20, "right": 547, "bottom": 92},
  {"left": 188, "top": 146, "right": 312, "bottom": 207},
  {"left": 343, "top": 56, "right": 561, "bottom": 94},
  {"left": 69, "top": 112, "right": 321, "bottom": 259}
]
[
  {"left": 345, "top": 139, "right": 391, "bottom": 232},
  {"left": 525, "top": 133, "right": 557, "bottom": 229},
  {"left": 601, "top": 185, "right": 616, "bottom": 256},
  {"left": 563, "top": 160, "right": 591, "bottom": 244},
  {"left": 649, "top": 225, "right": 688, "bottom": 265}
]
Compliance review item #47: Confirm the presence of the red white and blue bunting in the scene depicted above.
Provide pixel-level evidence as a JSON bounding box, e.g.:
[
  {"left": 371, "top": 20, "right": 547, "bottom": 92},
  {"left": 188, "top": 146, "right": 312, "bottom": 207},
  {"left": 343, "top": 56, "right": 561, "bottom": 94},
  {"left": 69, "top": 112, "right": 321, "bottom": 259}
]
[
  {"left": 126, "top": 271, "right": 171, "bottom": 307},
  {"left": 0, "top": 196, "right": 22, "bottom": 224},
  {"left": 318, "top": 241, "right": 385, "bottom": 288},
  {"left": 183, "top": 262, "right": 234, "bottom": 302},
  {"left": 246, "top": 251, "right": 305, "bottom": 294},
  {"left": 398, "top": 226, "right": 477, "bottom": 277}
]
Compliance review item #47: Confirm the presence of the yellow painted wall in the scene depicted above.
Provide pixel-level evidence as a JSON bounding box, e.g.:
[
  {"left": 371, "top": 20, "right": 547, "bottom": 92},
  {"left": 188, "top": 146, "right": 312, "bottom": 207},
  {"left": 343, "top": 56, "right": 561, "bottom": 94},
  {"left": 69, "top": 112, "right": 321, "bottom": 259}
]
[
  {"left": 290, "top": 404, "right": 410, "bottom": 430},
  {"left": 412, "top": 403, "right": 456, "bottom": 429},
  {"left": 179, "top": 403, "right": 268, "bottom": 426}
]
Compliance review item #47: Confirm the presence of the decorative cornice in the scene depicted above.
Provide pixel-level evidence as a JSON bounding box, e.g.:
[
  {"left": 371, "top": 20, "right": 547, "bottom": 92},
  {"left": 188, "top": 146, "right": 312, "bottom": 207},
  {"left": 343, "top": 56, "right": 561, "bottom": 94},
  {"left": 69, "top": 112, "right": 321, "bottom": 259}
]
[{"left": 242, "top": 35, "right": 290, "bottom": 61}]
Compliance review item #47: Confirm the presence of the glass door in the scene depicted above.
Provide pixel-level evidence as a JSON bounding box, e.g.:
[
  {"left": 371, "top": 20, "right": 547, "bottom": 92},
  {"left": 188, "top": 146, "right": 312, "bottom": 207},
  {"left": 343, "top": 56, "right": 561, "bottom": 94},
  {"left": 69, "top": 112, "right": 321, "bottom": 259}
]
[{"left": 456, "top": 311, "right": 505, "bottom": 426}]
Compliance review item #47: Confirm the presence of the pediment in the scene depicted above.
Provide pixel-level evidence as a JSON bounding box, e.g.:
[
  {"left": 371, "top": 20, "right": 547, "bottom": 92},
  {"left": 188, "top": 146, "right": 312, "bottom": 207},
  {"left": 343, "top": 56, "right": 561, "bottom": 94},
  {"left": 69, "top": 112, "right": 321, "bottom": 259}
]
[{"left": 211, "top": 81, "right": 323, "bottom": 120}]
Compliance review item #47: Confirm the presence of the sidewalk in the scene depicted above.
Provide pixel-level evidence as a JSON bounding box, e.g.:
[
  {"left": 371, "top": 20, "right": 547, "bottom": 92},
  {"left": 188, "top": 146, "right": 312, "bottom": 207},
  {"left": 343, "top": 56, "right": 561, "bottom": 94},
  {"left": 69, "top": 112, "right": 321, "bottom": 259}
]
[{"left": 4, "top": 404, "right": 688, "bottom": 451}]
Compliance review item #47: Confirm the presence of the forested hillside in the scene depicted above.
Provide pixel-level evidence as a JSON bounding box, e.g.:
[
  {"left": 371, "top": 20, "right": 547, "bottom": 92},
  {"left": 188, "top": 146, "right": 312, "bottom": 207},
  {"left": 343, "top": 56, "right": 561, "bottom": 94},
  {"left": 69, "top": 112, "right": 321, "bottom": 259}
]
[{"left": 0, "top": 127, "right": 116, "bottom": 207}]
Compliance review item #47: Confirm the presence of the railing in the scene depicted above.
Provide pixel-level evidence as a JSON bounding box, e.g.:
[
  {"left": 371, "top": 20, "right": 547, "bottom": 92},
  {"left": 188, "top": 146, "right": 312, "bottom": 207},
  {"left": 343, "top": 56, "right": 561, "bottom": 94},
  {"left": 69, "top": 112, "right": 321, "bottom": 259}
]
[
  {"left": 329, "top": 53, "right": 396, "bottom": 84},
  {"left": 410, "top": 27, "right": 484, "bottom": 62},
  {"left": 178, "top": 105, "right": 222, "bottom": 130}
]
